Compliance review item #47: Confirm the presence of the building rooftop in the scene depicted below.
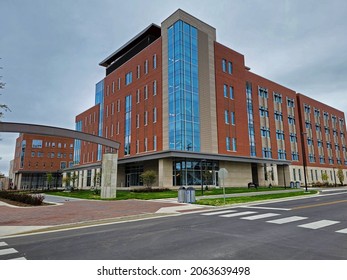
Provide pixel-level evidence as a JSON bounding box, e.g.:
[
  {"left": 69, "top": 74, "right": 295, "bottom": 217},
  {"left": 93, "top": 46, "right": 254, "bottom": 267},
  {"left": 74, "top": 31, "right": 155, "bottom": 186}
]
[{"left": 99, "top": 24, "right": 161, "bottom": 75}]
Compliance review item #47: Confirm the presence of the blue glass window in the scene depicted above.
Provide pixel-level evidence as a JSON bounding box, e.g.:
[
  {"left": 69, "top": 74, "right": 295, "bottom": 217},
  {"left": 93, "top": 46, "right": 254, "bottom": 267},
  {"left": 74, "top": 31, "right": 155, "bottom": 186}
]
[
  {"left": 229, "top": 86, "right": 234, "bottom": 99},
  {"left": 168, "top": 20, "right": 200, "bottom": 151},
  {"left": 223, "top": 84, "right": 228, "bottom": 97},
  {"left": 222, "top": 59, "right": 226, "bottom": 72},
  {"left": 124, "top": 95, "right": 132, "bottom": 155},
  {"left": 228, "top": 61, "right": 233, "bottom": 74},
  {"left": 224, "top": 110, "right": 229, "bottom": 124},
  {"left": 231, "top": 111, "right": 235, "bottom": 125},
  {"left": 125, "top": 72, "right": 132, "bottom": 85}
]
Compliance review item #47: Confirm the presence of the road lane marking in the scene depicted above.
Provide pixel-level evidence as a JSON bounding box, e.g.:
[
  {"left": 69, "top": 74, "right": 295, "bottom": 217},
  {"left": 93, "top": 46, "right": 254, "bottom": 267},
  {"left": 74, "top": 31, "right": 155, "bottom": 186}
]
[
  {"left": 298, "top": 220, "right": 340, "bottom": 229},
  {"left": 241, "top": 213, "right": 281, "bottom": 220},
  {"left": 9, "top": 257, "right": 26, "bottom": 260},
  {"left": 240, "top": 206, "right": 290, "bottom": 211},
  {"left": 0, "top": 248, "right": 18, "bottom": 256},
  {"left": 336, "top": 228, "right": 347, "bottom": 234},
  {"left": 201, "top": 210, "right": 237, "bottom": 216},
  {"left": 292, "top": 200, "right": 347, "bottom": 210},
  {"left": 220, "top": 211, "right": 257, "bottom": 218},
  {"left": 0, "top": 242, "right": 8, "bottom": 247},
  {"left": 267, "top": 216, "right": 308, "bottom": 224}
]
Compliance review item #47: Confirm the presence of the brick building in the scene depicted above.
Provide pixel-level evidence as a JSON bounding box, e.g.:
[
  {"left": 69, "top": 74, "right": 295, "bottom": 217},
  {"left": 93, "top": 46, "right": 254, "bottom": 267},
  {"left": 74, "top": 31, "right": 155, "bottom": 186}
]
[
  {"left": 12, "top": 133, "right": 74, "bottom": 189},
  {"left": 69, "top": 9, "right": 347, "bottom": 189}
]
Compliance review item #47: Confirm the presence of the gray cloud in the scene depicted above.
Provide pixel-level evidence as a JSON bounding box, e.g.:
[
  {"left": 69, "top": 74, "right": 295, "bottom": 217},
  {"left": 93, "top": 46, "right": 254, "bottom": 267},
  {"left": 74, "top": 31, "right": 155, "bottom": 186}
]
[{"left": 1, "top": 0, "right": 347, "bottom": 174}]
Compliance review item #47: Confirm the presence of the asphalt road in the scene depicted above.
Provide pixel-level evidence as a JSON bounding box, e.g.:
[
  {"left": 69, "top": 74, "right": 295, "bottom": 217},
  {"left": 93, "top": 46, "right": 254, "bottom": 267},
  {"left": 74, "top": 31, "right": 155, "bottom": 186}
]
[{"left": 1, "top": 190, "right": 347, "bottom": 260}]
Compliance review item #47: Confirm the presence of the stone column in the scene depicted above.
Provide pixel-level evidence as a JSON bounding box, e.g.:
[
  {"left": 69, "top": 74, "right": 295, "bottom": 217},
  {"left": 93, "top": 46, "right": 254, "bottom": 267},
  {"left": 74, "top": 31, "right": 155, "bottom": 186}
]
[{"left": 101, "top": 153, "right": 118, "bottom": 199}]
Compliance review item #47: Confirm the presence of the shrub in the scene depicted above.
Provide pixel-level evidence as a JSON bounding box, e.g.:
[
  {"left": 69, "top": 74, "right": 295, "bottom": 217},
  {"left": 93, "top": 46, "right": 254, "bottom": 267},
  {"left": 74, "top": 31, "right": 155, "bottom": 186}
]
[{"left": 0, "top": 191, "right": 45, "bottom": 205}]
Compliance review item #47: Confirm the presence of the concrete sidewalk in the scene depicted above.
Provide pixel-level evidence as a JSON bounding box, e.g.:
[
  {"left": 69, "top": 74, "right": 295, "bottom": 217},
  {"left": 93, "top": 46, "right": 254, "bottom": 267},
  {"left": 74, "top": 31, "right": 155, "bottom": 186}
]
[{"left": 0, "top": 197, "right": 206, "bottom": 237}]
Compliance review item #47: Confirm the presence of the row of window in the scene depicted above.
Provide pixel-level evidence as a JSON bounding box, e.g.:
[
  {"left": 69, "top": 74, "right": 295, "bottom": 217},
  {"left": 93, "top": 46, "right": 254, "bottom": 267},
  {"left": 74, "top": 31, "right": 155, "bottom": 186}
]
[
  {"left": 106, "top": 54, "right": 157, "bottom": 94},
  {"left": 104, "top": 81, "right": 158, "bottom": 119},
  {"left": 224, "top": 110, "right": 235, "bottom": 125},
  {"left": 223, "top": 84, "right": 234, "bottom": 99},
  {"left": 226, "top": 137, "right": 237, "bottom": 152},
  {"left": 24, "top": 161, "right": 73, "bottom": 169},
  {"left": 222, "top": 59, "right": 233, "bottom": 74},
  {"left": 31, "top": 140, "right": 73, "bottom": 149},
  {"left": 31, "top": 152, "right": 73, "bottom": 159}
]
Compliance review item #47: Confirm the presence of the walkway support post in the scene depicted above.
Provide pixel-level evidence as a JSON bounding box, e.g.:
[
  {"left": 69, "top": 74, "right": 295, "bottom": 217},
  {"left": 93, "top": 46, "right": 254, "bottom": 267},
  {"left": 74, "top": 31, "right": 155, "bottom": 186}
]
[{"left": 101, "top": 153, "right": 118, "bottom": 199}]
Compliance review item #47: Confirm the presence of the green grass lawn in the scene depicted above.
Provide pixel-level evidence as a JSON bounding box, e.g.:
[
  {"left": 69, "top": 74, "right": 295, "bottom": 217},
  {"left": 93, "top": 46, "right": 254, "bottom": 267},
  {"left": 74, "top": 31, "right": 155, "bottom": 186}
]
[
  {"left": 196, "top": 190, "right": 318, "bottom": 206},
  {"left": 46, "top": 186, "right": 306, "bottom": 201}
]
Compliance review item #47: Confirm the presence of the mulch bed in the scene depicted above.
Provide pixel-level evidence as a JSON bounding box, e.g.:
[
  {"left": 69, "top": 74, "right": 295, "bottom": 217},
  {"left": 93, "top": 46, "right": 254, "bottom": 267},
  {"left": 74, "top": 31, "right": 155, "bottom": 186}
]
[{"left": 0, "top": 198, "right": 49, "bottom": 207}]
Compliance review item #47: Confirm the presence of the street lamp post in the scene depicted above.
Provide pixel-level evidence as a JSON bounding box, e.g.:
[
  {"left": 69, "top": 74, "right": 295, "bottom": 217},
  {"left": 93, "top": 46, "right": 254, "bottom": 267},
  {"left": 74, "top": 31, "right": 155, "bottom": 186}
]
[
  {"left": 200, "top": 159, "right": 206, "bottom": 195},
  {"left": 300, "top": 132, "right": 308, "bottom": 192}
]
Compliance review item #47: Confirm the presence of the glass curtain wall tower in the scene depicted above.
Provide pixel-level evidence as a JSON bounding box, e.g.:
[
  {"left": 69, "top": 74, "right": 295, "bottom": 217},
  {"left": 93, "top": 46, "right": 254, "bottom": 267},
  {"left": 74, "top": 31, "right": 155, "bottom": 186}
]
[{"left": 168, "top": 20, "right": 200, "bottom": 152}]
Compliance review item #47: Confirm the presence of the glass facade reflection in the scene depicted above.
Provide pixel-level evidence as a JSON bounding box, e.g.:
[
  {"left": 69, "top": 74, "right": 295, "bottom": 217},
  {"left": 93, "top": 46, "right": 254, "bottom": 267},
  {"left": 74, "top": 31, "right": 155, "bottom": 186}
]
[
  {"left": 95, "top": 80, "right": 104, "bottom": 161},
  {"left": 168, "top": 20, "right": 200, "bottom": 151},
  {"left": 173, "top": 159, "right": 219, "bottom": 186},
  {"left": 124, "top": 95, "right": 132, "bottom": 155}
]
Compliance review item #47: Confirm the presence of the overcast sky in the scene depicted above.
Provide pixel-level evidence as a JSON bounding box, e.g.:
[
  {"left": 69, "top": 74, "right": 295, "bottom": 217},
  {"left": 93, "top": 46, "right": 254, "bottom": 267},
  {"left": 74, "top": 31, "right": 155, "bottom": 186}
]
[{"left": 1, "top": 0, "right": 347, "bottom": 175}]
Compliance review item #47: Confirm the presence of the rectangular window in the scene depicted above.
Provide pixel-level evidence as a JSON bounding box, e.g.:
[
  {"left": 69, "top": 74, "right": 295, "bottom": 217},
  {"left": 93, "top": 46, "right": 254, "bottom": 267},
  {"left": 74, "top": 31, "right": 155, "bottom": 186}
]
[
  {"left": 137, "top": 65, "right": 140, "bottom": 79},
  {"left": 276, "top": 130, "right": 285, "bottom": 141},
  {"left": 287, "top": 98, "right": 295, "bottom": 108},
  {"left": 278, "top": 150, "right": 286, "bottom": 160},
  {"left": 224, "top": 110, "right": 229, "bottom": 124},
  {"left": 118, "top": 77, "right": 121, "bottom": 90},
  {"left": 261, "top": 127, "right": 270, "bottom": 138},
  {"left": 136, "top": 140, "right": 139, "bottom": 154},
  {"left": 111, "top": 102, "right": 114, "bottom": 115},
  {"left": 231, "top": 111, "right": 235, "bottom": 125},
  {"left": 223, "top": 84, "right": 228, "bottom": 97},
  {"left": 274, "top": 93, "right": 282, "bottom": 103},
  {"left": 153, "top": 80, "right": 157, "bottom": 96},
  {"left": 288, "top": 116, "right": 295, "bottom": 125},
  {"left": 136, "top": 114, "right": 140, "bottom": 128},
  {"left": 144, "top": 85, "right": 148, "bottom": 100},
  {"left": 229, "top": 86, "right": 234, "bottom": 99},
  {"left": 125, "top": 72, "right": 133, "bottom": 85},
  {"left": 222, "top": 59, "right": 226, "bottom": 72},
  {"left": 144, "top": 111, "right": 148, "bottom": 126},
  {"left": 112, "top": 81, "right": 115, "bottom": 93},
  {"left": 259, "top": 107, "right": 269, "bottom": 117},
  {"left": 262, "top": 148, "right": 272, "bottom": 158},
  {"left": 144, "top": 59, "right": 148, "bottom": 74},
  {"left": 274, "top": 111, "right": 283, "bottom": 121},
  {"left": 136, "top": 89, "right": 140, "bottom": 103},
  {"left": 290, "top": 133, "right": 297, "bottom": 143},
  {"left": 292, "top": 152, "right": 299, "bottom": 161},
  {"left": 153, "top": 135, "right": 157, "bottom": 151},
  {"left": 153, "top": 107, "right": 157, "bottom": 123},
  {"left": 117, "top": 100, "right": 121, "bottom": 112},
  {"left": 258, "top": 87, "right": 268, "bottom": 98},
  {"left": 228, "top": 61, "right": 233, "bottom": 74},
  {"left": 32, "top": 140, "right": 43, "bottom": 148},
  {"left": 144, "top": 137, "right": 148, "bottom": 152},
  {"left": 232, "top": 137, "right": 237, "bottom": 151},
  {"left": 304, "top": 104, "right": 311, "bottom": 114},
  {"left": 226, "top": 137, "right": 230, "bottom": 151},
  {"left": 153, "top": 54, "right": 157, "bottom": 69}
]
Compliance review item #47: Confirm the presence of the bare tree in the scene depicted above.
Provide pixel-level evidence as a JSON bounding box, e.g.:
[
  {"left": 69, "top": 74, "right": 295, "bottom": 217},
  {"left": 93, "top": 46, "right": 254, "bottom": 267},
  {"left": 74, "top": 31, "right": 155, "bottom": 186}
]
[{"left": 0, "top": 58, "right": 10, "bottom": 119}]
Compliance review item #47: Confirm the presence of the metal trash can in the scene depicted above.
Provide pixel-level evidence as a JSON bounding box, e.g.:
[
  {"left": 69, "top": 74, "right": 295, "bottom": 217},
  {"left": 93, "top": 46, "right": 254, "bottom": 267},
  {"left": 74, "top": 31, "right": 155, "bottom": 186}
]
[
  {"left": 178, "top": 186, "right": 186, "bottom": 203},
  {"left": 186, "top": 187, "right": 196, "bottom": 203},
  {"left": 295, "top": 181, "right": 301, "bottom": 188},
  {"left": 290, "top": 181, "right": 295, "bottom": 188}
]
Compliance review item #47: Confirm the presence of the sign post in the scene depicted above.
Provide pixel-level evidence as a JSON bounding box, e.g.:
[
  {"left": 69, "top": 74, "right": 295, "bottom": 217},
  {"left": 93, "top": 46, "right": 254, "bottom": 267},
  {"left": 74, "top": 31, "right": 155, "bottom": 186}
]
[{"left": 218, "top": 168, "right": 228, "bottom": 204}]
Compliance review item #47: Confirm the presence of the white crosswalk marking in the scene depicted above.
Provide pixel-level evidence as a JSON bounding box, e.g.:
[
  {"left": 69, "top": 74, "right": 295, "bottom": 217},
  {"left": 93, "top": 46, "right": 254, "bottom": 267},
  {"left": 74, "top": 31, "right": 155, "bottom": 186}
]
[
  {"left": 0, "top": 248, "right": 18, "bottom": 256},
  {"left": 0, "top": 242, "right": 8, "bottom": 247},
  {"left": 9, "top": 257, "right": 26, "bottom": 260},
  {"left": 336, "top": 228, "right": 347, "bottom": 234},
  {"left": 201, "top": 210, "right": 237, "bottom": 216},
  {"left": 241, "top": 213, "right": 281, "bottom": 220},
  {"left": 267, "top": 216, "right": 308, "bottom": 224},
  {"left": 298, "top": 220, "right": 340, "bottom": 229},
  {"left": 220, "top": 211, "right": 257, "bottom": 218}
]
